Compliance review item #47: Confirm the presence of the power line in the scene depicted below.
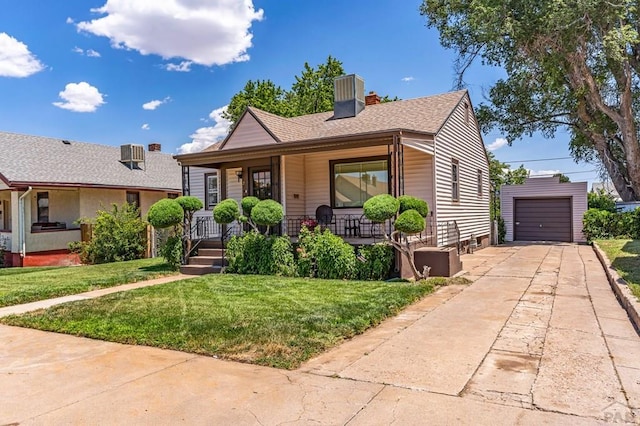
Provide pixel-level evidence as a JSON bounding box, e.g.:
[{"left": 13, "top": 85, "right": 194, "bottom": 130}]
[
  {"left": 504, "top": 156, "right": 573, "bottom": 164},
  {"left": 530, "top": 169, "right": 597, "bottom": 177}
]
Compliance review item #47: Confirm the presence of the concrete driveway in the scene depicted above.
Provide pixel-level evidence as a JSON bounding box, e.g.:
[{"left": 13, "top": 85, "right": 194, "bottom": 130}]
[{"left": 2, "top": 243, "right": 639, "bottom": 424}]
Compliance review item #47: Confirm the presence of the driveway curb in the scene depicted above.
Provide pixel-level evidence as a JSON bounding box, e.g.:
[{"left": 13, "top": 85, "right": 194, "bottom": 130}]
[{"left": 592, "top": 242, "right": 640, "bottom": 334}]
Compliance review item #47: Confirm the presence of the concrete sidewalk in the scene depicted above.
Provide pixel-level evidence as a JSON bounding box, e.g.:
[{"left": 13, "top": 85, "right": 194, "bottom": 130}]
[{"left": 1, "top": 244, "right": 639, "bottom": 424}]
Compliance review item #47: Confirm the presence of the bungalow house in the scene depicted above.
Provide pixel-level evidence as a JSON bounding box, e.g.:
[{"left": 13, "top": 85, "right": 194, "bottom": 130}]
[
  {"left": 0, "top": 132, "right": 182, "bottom": 267},
  {"left": 175, "top": 75, "right": 490, "bottom": 276}
]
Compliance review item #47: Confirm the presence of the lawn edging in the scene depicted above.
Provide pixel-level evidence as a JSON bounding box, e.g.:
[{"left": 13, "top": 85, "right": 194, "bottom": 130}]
[{"left": 592, "top": 242, "right": 640, "bottom": 334}]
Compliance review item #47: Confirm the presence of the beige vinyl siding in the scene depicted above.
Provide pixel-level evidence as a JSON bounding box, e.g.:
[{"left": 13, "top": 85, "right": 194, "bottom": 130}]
[
  {"left": 304, "top": 146, "right": 388, "bottom": 216},
  {"left": 188, "top": 166, "right": 217, "bottom": 221},
  {"left": 403, "top": 145, "right": 435, "bottom": 217},
  {"left": 222, "top": 113, "right": 278, "bottom": 150},
  {"left": 226, "top": 168, "right": 243, "bottom": 204},
  {"left": 283, "top": 155, "right": 305, "bottom": 217},
  {"left": 433, "top": 95, "right": 490, "bottom": 245},
  {"left": 501, "top": 177, "right": 587, "bottom": 242}
]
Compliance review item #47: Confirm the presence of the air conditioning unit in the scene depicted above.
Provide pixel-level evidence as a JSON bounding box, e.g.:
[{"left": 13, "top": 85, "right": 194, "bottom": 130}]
[
  {"left": 333, "top": 74, "right": 365, "bottom": 119},
  {"left": 120, "top": 144, "right": 145, "bottom": 163}
]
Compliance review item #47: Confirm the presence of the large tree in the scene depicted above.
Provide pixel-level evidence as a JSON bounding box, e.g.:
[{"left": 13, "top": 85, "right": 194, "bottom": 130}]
[{"left": 420, "top": 0, "right": 640, "bottom": 200}]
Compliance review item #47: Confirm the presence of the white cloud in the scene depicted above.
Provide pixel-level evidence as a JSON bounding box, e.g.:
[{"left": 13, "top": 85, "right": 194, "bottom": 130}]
[
  {"left": 528, "top": 169, "right": 561, "bottom": 177},
  {"left": 141, "top": 123, "right": 150, "bottom": 130},
  {"left": 401, "top": 76, "right": 414, "bottom": 82},
  {"left": 0, "top": 33, "right": 45, "bottom": 78},
  {"left": 142, "top": 96, "right": 170, "bottom": 110},
  {"left": 86, "top": 49, "right": 101, "bottom": 57},
  {"left": 73, "top": 46, "right": 84, "bottom": 55},
  {"left": 165, "top": 61, "right": 193, "bottom": 72},
  {"left": 53, "top": 82, "right": 105, "bottom": 112},
  {"left": 486, "top": 137, "right": 509, "bottom": 151},
  {"left": 178, "top": 105, "right": 230, "bottom": 154},
  {"left": 66, "top": 17, "right": 74, "bottom": 24},
  {"left": 76, "top": 0, "right": 264, "bottom": 67}
]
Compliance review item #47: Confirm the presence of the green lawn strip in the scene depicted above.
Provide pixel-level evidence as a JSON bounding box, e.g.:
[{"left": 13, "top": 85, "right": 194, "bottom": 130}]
[
  {"left": 0, "top": 274, "right": 456, "bottom": 369},
  {"left": 596, "top": 239, "right": 640, "bottom": 300},
  {"left": 0, "top": 258, "right": 177, "bottom": 307},
  {"left": 0, "top": 266, "right": 63, "bottom": 276}
]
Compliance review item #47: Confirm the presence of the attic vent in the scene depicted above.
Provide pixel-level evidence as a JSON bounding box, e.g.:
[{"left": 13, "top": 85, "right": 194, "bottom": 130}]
[
  {"left": 333, "top": 74, "right": 365, "bottom": 119},
  {"left": 61, "top": 140, "right": 71, "bottom": 145},
  {"left": 120, "top": 144, "right": 145, "bottom": 164}
]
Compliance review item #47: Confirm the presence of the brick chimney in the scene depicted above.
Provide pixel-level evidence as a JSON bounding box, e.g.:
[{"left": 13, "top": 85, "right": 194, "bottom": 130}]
[
  {"left": 365, "top": 91, "right": 381, "bottom": 106},
  {"left": 148, "top": 143, "right": 161, "bottom": 152}
]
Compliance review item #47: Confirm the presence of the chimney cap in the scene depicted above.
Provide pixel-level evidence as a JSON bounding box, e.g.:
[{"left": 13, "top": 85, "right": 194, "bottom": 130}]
[{"left": 148, "top": 143, "right": 161, "bottom": 152}]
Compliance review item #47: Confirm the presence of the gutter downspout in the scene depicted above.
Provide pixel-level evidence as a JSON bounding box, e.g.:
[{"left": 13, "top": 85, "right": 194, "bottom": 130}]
[{"left": 18, "top": 187, "right": 32, "bottom": 258}]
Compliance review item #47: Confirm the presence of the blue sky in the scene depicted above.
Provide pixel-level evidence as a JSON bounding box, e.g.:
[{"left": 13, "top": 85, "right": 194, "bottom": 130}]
[{"left": 0, "top": 0, "right": 598, "bottom": 186}]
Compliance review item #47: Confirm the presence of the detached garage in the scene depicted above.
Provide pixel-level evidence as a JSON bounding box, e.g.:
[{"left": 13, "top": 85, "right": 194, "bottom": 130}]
[{"left": 501, "top": 177, "right": 587, "bottom": 243}]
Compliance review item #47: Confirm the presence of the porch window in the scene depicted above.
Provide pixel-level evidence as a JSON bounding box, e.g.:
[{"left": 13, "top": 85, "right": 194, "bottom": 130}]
[
  {"left": 37, "top": 192, "right": 49, "bottom": 223},
  {"left": 126, "top": 191, "right": 140, "bottom": 209},
  {"left": 477, "top": 169, "right": 483, "bottom": 196},
  {"left": 252, "top": 169, "right": 272, "bottom": 200},
  {"left": 331, "top": 157, "right": 389, "bottom": 208},
  {"left": 205, "top": 173, "right": 218, "bottom": 209},
  {"left": 452, "top": 160, "right": 460, "bottom": 201}
]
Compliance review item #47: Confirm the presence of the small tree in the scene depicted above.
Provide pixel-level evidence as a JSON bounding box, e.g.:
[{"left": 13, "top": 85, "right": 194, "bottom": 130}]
[
  {"left": 175, "top": 196, "right": 203, "bottom": 256},
  {"left": 148, "top": 199, "right": 184, "bottom": 269},
  {"left": 213, "top": 199, "right": 240, "bottom": 225},
  {"left": 363, "top": 194, "right": 430, "bottom": 281}
]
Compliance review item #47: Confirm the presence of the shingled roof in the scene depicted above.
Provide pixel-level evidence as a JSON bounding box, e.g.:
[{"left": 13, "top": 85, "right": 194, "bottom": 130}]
[
  {"left": 230, "top": 90, "right": 468, "bottom": 146},
  {"left": 0, "top": 132, "right": 181, "bottom": 191}
]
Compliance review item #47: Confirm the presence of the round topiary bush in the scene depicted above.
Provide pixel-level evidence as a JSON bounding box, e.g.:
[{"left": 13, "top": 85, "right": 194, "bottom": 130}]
[
  {"left": 363, "top": 194, "right": 400, "bottom": 223},
  {"left": 251, "top": 199, "right": 284, "bottom": 226},
  {"left": 241, "top": 196, "right": 260, "bottom": 216},
  {"left": 394, "top": 209, "right": 426, "bottom": 234},
  {"left": 398, "top": 195, "right": 429, "bottom": 217},
  {"left": 175, "top": 195, "right": 203, "bottom": 213},
  {"left": 213, "top": 199, "right": 239, "bottom": 224},
  {"left": 147, "top": 199, "right": 184, "bottom": 229}
]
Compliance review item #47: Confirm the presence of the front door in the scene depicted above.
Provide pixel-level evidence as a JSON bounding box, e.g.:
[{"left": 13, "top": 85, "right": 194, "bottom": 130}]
[{"left": 251, "top": 169, "right": 272, "bottom": 200}]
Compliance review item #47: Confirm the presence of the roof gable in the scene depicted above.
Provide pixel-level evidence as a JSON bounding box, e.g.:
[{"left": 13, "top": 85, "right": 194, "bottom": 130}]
[
  {"left": 219, "top": 109, "right": 280, "bottom": 151},
  {"left": 0, "top": 132, "right": 182, "bottom": 191}
]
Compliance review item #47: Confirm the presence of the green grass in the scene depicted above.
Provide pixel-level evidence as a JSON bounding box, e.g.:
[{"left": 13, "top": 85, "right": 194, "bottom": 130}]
[
  {"left": 596, "top": 239, "right": 640, "bottom": 300},
  {"left": 0, "top": 274, "right": 462, "bottom": 369},
  {"left": 0, "top": 258, "right": 177, "bottom": 307}
]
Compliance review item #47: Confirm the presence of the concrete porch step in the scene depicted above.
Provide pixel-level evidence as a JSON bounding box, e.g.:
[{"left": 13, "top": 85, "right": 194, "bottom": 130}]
[
  {"left": 197, "top": 248, "right": 224, "bottom": 257},
  {"left": 188, "top": 256, "right": 225, "bottom": 266},
  {"left": 179, "top": 264, "right": 223, "bottom": 276}
]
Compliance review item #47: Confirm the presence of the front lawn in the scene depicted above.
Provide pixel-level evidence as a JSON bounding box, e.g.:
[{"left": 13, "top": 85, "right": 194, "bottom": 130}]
[
  {"left": 0, "top": 274, "right": 461, "bottom": 369},
  {"left": 596, "top": 239, "right": 640, "bottom": 300},
  {"left": 0, "top": 258, "right": 177, "bottom": 307}
]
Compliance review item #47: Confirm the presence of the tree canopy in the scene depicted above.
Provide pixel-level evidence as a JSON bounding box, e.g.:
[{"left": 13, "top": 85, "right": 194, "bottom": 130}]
[
  {"left": 420, "top": 0, "right": 640, "bottom": 201},
  {"left": 222, "top": 56, "right": 398, "bottom": 126}
]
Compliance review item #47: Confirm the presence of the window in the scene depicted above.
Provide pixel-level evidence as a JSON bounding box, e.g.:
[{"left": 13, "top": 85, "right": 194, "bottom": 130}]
[
  {"left": 205, "top": 173, "right": 219, "bottom": 209},
  {"left": 452, "top": 160, "right": 460, "bottom": 201},
  {"left": 126, "top": 191, "right": 140, "bottom": 209},
  {"left": 477, "top": 169, "right": 483, "bottom": 196},
  {"left": 331, "top": 157, "right": 389, "bottom": 208},
  {"left": 37, "top": 192, "right": 49, "bottom": 223},
  {"left": 252, "top": 169, "right": 272, "bottom": 200},
  {"left": 167, "top": 192, "right": 179, "bottom": 199}
]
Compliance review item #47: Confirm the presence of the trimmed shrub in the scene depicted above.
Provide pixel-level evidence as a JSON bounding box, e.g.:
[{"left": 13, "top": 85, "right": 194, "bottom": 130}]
[
  {"left": 394, "top": 209, "right": 426, "bottom": 234},
  {"left": 587, "top": 189, "right": 616, "bottom": 212},
  {"left": 363, "top": 194, "right": 400, "bottom": 223},
  {"left": 213, "top": 199, "right": 239, "bottom": 224},
  {"left": 251, "top": 199, "right": 284, "bottom": 226},
  {"left": 175, "top": 196, "right": 203, "bottom": 213},
  {"left": 225, "top": 230, "right": 295, "bottom": 276},
  {"left": 161, "top": 235, "right": 183, "bottom": 270},
  {"left": 355, "top": 243, "right": 395, "bottom": 281},
  {"left": 398, "top": 195, "right": 429, "bottom": 217},
  {"left": 583, "top": 208, "right": 614, "bottom": 240},
  {"left": 241, "top": 196, "right": 260, "bottom": 216},
  {"left": 313, "top": 229, "right": 356, "bottom": 279},
  {"left": 148, "top": 199, "right": 183, "bottom": 229}
]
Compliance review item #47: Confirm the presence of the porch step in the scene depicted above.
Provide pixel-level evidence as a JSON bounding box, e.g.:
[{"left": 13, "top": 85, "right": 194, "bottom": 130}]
[
  {"left": 179, "top": 264, "right": 223, "bottom": 275},
  {"left": 196, "top": 239, "right": 224, "bottom": 249},
  {"left": 189, "top": 256, "right": 225, "bottom": 266},
  {"left": 197, "top": 248, "right": 224, "bottom": 257}
]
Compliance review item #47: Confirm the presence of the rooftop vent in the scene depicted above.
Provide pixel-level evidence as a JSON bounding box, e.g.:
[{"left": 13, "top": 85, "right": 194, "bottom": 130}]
[
  {"left": 120, "top": 144, "right": 145, "bottom": 166},
  {"left": 61, "top": 140, "right": 71, "bottom": 145},
  {"left": 333, "top": 74, "right": 365, "bottom": 119}
]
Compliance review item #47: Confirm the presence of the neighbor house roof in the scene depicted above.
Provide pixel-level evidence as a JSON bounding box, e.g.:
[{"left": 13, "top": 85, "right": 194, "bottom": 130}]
[
  {"left": 242, "top": 90, "right": 468, "bottom": 144},
  {"left": 0, "top": 131, "right": 182, "bottom": 191}
]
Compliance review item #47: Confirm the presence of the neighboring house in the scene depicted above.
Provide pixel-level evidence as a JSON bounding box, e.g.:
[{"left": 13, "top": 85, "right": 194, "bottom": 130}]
[
  {"left": 591, "top": 181, "right": 622, "bottom": 201},
  {"left": 175, "top": 74, "right": 491, "bottom": 262},
  {"left": 0, "top": 133, "right": 182, "bottom": 267},
  {"left": 501, "top": 176, "right": 587, "bottom": 243}
]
